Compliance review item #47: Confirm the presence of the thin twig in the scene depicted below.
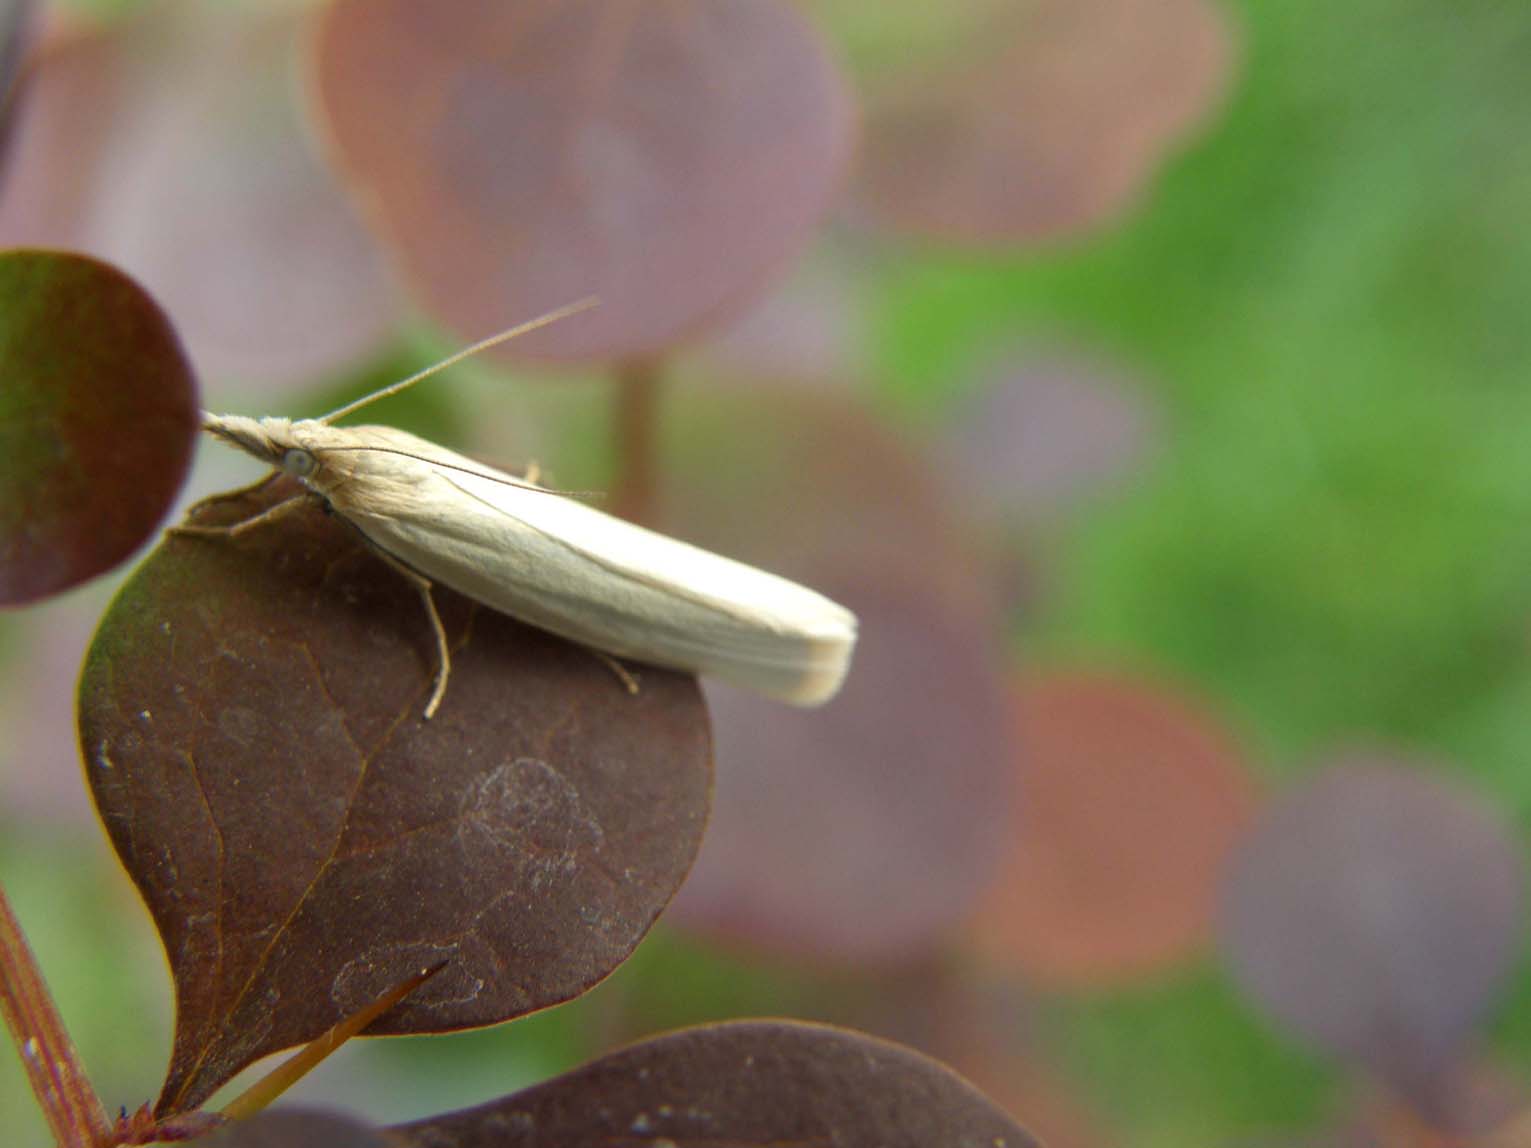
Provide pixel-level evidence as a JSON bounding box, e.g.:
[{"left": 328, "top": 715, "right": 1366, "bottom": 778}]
[
  {"left": 612, "top": 358, "right": 663, "bottom": 525},
  {"left": 219, "top": 962, "right": 445, "bottom": 1122},
  {"left": 0, "top": 882, "right": 112, "bottom": 1147}
]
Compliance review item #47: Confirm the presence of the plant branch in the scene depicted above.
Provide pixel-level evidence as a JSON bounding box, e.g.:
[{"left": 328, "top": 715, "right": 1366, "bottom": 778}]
[
  {"left": 0, "top": 881, "right": 112, "bottom": 1148},
  {"left": 612, "top": 358, "right": 664, "bottom": 525}
]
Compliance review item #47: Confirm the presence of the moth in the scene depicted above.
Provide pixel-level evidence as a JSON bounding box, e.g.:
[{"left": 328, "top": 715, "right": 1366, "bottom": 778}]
[{"left": 182, "top": 301, "right": 858, "bottom": 718}]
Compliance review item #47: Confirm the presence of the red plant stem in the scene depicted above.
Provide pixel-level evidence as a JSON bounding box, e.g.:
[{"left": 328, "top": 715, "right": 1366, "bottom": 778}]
[
  {"left": 0, "top": 882, "right": 112, "bottom": 1147},
  {"left": 612, "top": 358, "right": 663, "bottom": 526}
]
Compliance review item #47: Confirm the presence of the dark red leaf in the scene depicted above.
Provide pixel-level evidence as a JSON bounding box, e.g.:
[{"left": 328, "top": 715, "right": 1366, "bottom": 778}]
[
  {"left": 0, "top": 249, "right": 198, "bottom": 605},
  {"left": 856, "top": 0, "right": 1235, "bottom": 244},
  {"left": 312, "top": 0, "right": 853, "bottom": 361},
  {"left": 1218, "top": 753, "right": 1525, "bottom": 1099},
  {"left": 0, "top": 4, "right": 400, "bottom": 388},
  {"left": 393, "top": 1020, "right": 1039, "bottom": 1147},
  {"left": 971, "top": 672, "right": 1258, "bottom": 986},
  {"left": 203, "top": 1109, "right": 388, "bottom": 1148},
  {"left": 77, "top": 477, "right": 712, "bottom": 1114}
]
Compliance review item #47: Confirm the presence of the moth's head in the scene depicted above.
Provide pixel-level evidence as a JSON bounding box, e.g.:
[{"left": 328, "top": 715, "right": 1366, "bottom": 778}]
[{"left": 201, "top": 413, "right": 316, "bottom": 478}]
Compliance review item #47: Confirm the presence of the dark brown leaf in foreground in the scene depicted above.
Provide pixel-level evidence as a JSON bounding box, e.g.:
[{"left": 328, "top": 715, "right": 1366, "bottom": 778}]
[
  {"left": 77, "top": 478, "right": 712, "bottom": 1114},
  {"left": 204, "top": 1109, "right": 390, "bottom": 1148},
  {"left": 393, "top": 1020, "right": 1039, "bottom": 1148},
  {"left": 312, "top": 0, "right": 853, "bottom": 361},
  {"left": 856, "top": 0, "right": 1234, "bottom": 244},
  {"left": 0, "top": 249, "right": 198, "bottom": 604},
  {"left": 1218, "top": 754, "right": 1524, "bottom": 1105}
]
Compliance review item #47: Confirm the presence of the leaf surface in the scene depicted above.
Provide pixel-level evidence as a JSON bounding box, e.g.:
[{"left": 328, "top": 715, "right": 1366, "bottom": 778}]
[
  {"left": 78, "top": 477, "right": 712, "bottom": 1113},
  {"left": 394, "top": 1019, "right": 1039, "bottom": 1148}
]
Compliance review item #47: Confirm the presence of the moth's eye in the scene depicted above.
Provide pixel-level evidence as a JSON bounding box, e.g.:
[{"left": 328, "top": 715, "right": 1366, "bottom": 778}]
[{"left": 282, "top": 448, "right": 317, "bottom": 477}]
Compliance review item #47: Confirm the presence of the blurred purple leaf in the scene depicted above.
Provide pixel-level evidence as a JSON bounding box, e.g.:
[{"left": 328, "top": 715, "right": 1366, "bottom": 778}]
[
  {"left": 944, "top": 349, "right": 1160, "bottom": 524},
  {"left": 972, "top": 672, "right": 1258, "bottom": 986},
  {"left": 0, "top": 250, "right": 198, "bottom": 604},
  {"left": 312, "top": 0, "right": 854, "bottom": 362},
  {"left": 0, "top": 3, "right": 400, "bottom": 388},
  {"left": 0, "top": 0, "right": 33, "bottom": 167},
  {"left": 657, "top": 387, "right": 1013, "bottom": 960},
  {"left": 681, "top": 583, "right": 1011, "bottom": 961},
  {"left": 1219, "top": 753, "right": 1525, "bottom": 1102},
  {"left": 693, "top": 254, "right": 867, "bottom": 386},
  {"left": 856, "top": 0, "right": 1236, "bottom": 245}
]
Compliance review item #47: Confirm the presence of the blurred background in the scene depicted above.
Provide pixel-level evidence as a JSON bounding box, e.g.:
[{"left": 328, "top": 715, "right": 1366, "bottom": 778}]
[{"left": 2, "top": 0, "right": 1530, "bottom": 1145}]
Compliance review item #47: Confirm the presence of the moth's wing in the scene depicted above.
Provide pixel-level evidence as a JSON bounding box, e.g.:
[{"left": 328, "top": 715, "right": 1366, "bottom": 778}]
[{"left": 315, "top": 425, "right": 857, "bottom": 705}]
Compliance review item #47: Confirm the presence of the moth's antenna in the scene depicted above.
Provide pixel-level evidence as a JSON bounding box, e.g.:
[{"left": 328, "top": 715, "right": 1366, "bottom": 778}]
[{"left": 319, "top": 297, "right": 599, "bottom": 425}]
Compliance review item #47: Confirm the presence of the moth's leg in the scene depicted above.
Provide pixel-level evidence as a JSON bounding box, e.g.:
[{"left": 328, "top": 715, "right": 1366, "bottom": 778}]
[
  {"left": 372, "top": 550, "right": 452, "bottom": 720},
  {"left": 590, "top": 650, "right": 641, "bottom": 696},
  {"left": 170, "top": 493, "right": 312, "bottom": 540},
  {"left": 522, "top": 460, "right": 542, "bottom": 485},
  {"left": 182, "top": 470, "right": 283, "bottom": 517}
]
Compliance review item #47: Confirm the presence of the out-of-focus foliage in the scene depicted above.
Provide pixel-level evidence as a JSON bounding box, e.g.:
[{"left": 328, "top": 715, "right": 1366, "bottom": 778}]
[
  {"left": 0, "top": 250, "right": 198, "bottom": 603},
  {"left": 4, "top": 0, "right": 1531, "bottom": 1144},
  {"left": 0, "top": 3, "right": 400, "bottom": 388}
]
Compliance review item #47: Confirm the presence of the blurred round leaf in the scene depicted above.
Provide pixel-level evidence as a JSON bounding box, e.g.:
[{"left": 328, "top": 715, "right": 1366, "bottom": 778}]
[
  {"left": 696, "top": 255, "right": 867, "bottom": 386},
  {"left": 944, "top": 349, "right": 1160, "bottom": 524},
  {"left": 970, "top": 672, "right": 1258, "bottom": 986},
  {"left": 856, "top": 0, "right": 1235, "bottom": 244},
  {"left": 0, "top": 249, "right": 197, "bottom": 605},
  {"left": 0, "top": 3, "right": 400, "bottom": 388},
  {"left": 683, "top": 585, "right": 1011, "bottom": 962},
  {"left": 1218, "top": 754, "right": 1525, "bottom": 1095},
  {"left": 78, "top": 478, "right": 712, "bottom": 1114},
  {"left": 393, "top": 1020, "right": 1039, "bottom": 1147},
  {"left": 657, "top": 387, "right": 1013, "bottom": 961},
  {"left": 1337, "top": 1059, "right": 1526, "bottom": 1145},
  {"left": 312, "top": 0, "right": 854, "bottom": 361},
  {"left": 0, "top": 0, "right": 33, "bottom": 162}
]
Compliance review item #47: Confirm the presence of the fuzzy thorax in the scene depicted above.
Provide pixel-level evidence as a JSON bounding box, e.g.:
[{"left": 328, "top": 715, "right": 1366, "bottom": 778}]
[{"left": 201, "top": 413, "right": 299, "bottom": 469}]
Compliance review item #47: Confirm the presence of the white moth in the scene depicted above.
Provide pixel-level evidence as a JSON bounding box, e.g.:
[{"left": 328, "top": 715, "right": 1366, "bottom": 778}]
[{"left": 183, "top": 302, "right": 858, "bottom": 718}]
